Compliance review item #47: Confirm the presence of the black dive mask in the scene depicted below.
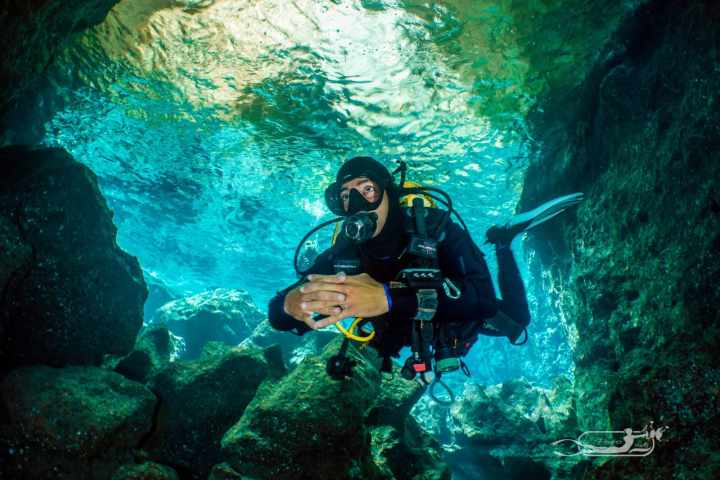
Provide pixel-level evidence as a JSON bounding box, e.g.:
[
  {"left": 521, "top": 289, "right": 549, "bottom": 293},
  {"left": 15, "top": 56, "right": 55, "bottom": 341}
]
[
  {"left": 324, "top": 181, "right": 385, "bottom": 216},
  {"left": 346, "top": 187, "right": 383, "bottom": 215}
]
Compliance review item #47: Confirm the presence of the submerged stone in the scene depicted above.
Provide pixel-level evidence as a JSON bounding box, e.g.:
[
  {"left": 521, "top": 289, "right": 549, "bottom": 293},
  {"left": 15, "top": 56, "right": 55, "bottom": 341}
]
[
  {"left": 0, "top": 146, "right": 147, "bottom": 369},
  {"left": 151, "top": 288, "right": 264, "bottom": 359},
  {"left": 142, "top": 342, "right": 285, "bottom": 478},
  {"left": 446, "top": 377, "right": 576, "bottom": 479},
  {"left": 220, "top": 337, "right": 382, "bottom": 479},
  {"left": 111, "top": 461, "right": 179, "bottom": 480},
  {"left": 0, "top": 365, "right": 156, "bottom": 479},
  {"left": 113, "top": 325, "right": 182, "bottom": 383},
  {"left": 220, "top": 336, "right": 448, "bottom": 479}
]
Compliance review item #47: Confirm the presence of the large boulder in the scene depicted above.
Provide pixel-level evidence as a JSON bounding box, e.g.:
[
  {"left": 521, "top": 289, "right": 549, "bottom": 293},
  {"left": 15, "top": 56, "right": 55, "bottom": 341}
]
[
  {"left": 220, "top": 336, "right": 385, "bottom": 479},
  {"left": 151, "top": 288, "right": 264, "bottom": 359},
  {"left": 112, "top": 325, "right": 182, "bottom": 384},
  {"left": 220, "top": 337, "right": 449, "bottom": 480},
  {"left": 0, "top": 146, "right": 147, "bottom": 369},
  {"left": 446, "top": 377, "right": 577, "bottom": 480},
  {"left": 240, "top": 319, "right": 337, "bottom": 368},
  {"left": 142, "top": 342, "right": 285, "bottom": 478},
  {"left": 0, "top": 365, "right": 157, "bottom": 479},
  {"left": 111, "top": 461, "right": 179, "bottom": 480}
]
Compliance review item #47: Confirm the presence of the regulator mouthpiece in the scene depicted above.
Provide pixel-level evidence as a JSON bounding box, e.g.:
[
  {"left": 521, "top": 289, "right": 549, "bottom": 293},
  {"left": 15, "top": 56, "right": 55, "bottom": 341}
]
[{"left": 343, "top": 212, "right": 378, "bottom": 244}]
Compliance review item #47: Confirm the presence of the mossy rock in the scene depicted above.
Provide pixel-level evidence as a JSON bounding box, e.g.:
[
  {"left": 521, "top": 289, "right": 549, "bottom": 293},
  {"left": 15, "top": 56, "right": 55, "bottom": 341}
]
[
  {"left": 142, "top": 342, "right": 285, "bottom": 478},
  {"left": 221, "top": 336, "right": 384, "bottom": 479},
  {"left": 0, "top": 365, "right": 156, "bottom": 478}
]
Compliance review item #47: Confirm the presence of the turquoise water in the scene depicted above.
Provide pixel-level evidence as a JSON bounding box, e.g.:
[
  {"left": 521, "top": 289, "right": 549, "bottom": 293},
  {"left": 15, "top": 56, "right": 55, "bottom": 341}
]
[{"left": 41, "top": 0, "right": 575, "bottom": 386}]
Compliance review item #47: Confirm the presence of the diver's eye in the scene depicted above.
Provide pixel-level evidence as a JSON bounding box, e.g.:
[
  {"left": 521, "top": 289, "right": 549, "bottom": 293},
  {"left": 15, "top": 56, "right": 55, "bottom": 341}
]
[{"left": 363, "top": 184, "right": 378, "bottom": 200}]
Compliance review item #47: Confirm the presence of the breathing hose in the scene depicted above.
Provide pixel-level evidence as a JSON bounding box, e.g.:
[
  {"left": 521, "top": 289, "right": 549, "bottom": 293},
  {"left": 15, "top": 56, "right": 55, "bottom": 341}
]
[
  {"left": 335, "top": 316, "right": 375, "bottom": 343},
  {"left": 429, "top": 375, "right": 456, "bottom": 406}
]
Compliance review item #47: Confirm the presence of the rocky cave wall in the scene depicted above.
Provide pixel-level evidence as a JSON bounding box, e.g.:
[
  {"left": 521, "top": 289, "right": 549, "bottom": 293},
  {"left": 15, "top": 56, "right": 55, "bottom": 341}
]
[
  {"left": 519, "top": 0, "right": 720, "bottom": 477},
  {"left": 0, "top": 0, "right": 121, "bottom": 145}
]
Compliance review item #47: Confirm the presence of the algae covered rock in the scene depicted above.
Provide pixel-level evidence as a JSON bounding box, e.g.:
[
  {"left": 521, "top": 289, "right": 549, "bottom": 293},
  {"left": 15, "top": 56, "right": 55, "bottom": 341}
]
[
  {"left": 368, "top": 372, "right": 426, "bottom": 428},
  {"left": 370, "top": 418, "right": 450, "bottom": 480},
  {"left": 0, "top": 365, "right": 156, "bottom": 479},
  {"left": 151, "top": 288, "right": 264, "bottom": 359},
  {"left": 220, "top": 336, "right": 384, "bottom": 479},
  {"left": 113, "top": 325, "right": 182, "bottom": 383},
  {"left": 0, "top": 146, "right": 147, "bottom": 369},
  {"left": 220, "top": 335, "right": 448, "bottom": 479},
  {"left": 143, "top": 342, "right": 285, "bottom": 478},
  {"left": 447, "top": 377, "right": 576, "bottom": 480},
  {"left": 517, "top": 1, "right": 720, "bottom": 478},
  {"left": 0, "top": 0, "right": 117, "bottom": 144},
  {"left": 240, "top": 318, "right": 337, "bottom": 368},
  {"left": 111, "top": 461, "right": 179, "bottom": 480}
]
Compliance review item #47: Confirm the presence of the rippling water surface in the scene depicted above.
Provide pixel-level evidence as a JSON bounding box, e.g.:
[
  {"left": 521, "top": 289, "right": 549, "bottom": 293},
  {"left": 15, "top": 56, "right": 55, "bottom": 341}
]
[{"left": 41, "top": 0, "right": 632, "bottom": 384}]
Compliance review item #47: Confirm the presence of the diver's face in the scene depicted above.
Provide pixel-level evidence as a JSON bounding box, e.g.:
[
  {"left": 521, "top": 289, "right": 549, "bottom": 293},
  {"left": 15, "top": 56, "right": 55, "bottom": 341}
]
[{"left": 340, "top": 176, "right": 389, "bottom": 238}]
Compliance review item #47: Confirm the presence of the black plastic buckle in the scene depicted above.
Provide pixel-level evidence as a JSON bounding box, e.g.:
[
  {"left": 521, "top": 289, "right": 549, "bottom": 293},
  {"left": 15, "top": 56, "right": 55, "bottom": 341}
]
[{"left": 398, "top": 268, "right": 443, "bottom": 289}]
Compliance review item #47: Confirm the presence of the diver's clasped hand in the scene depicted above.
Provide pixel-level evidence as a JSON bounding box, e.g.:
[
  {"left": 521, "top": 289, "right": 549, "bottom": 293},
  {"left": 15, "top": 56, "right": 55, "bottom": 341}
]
[{"left": 286, "top": 272, "right": 389, "bottom": 330}]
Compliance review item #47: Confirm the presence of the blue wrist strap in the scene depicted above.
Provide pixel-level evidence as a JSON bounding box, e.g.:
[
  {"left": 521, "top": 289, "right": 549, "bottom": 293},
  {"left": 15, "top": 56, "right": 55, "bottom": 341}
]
[{"left": 383, "top": 283, "right": 393, "bottom": 312}]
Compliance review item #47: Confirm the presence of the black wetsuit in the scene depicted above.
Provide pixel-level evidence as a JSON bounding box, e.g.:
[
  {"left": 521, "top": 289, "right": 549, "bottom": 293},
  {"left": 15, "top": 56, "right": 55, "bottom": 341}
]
[{"left": 268, "top": 197, "right": 530, "bottom": 360}]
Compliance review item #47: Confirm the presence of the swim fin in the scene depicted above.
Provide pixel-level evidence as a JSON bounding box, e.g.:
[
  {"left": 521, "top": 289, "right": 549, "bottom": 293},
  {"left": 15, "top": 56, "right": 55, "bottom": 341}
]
[{"left": 486, "top": 192, "right": 584, "bottom": 246}]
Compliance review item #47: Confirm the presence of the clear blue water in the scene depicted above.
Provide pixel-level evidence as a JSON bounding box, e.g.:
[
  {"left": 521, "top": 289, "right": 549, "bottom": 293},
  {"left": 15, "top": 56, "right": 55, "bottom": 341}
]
[{"left": 41, "top": 0, "right": 574, "bottom": 386}]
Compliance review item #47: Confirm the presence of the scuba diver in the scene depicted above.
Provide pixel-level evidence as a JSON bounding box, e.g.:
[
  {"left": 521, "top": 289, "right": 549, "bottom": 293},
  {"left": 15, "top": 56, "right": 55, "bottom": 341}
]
[{"left": 268, "top": 156, "right": 582, "bottom": 401}]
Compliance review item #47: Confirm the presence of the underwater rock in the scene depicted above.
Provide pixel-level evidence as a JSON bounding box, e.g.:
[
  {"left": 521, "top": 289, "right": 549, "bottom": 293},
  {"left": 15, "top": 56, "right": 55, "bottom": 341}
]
[
  {"left": 207, "top": 462, "right": 245, "bottom": 479},
  {"left": 368, "top": 373, "right": 426, "bottom": 429},
  {"left": 368, "top": 375, "right": 450, "bottom": 480},
  {"left": 447, "top": 377, "right": 576, "bottom": 479},
  {"left": 220, "top": 336, "right": 448, "bottom": 480},
  {"left": 519, "top": 1, "right": 720, "bottom": 477},
  {"left": 0, "top": 0, "right": 118, "bottom": 145},
  {"left": 0, "top": 146, "right": 147, "bottom": 370},
  {"left": 240, "top": 319, "right": 337, "bottom": 368},
  {"left": 111, "top": 461, "right": 179, "bottom": 480},
  {"left": 370, "top": 417, "right": 451, "bottom": 480},
  {"left": 142, "top": 342, "right": 285, "bottom": 478},
  {"left": 0, "top": 365, "right": 156, "bottom": 479},
  {"left": 151, "top": 288, "right": 264, "bottom": 359},
  {"left": 143, "top": 271, "right": 180, "bottom": 322},
  {"left": 113, "top": 325, "right": 182, "bottom": 384},
  {"left": 220, "top": 336, "right": 384, "bottom": 479}
]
